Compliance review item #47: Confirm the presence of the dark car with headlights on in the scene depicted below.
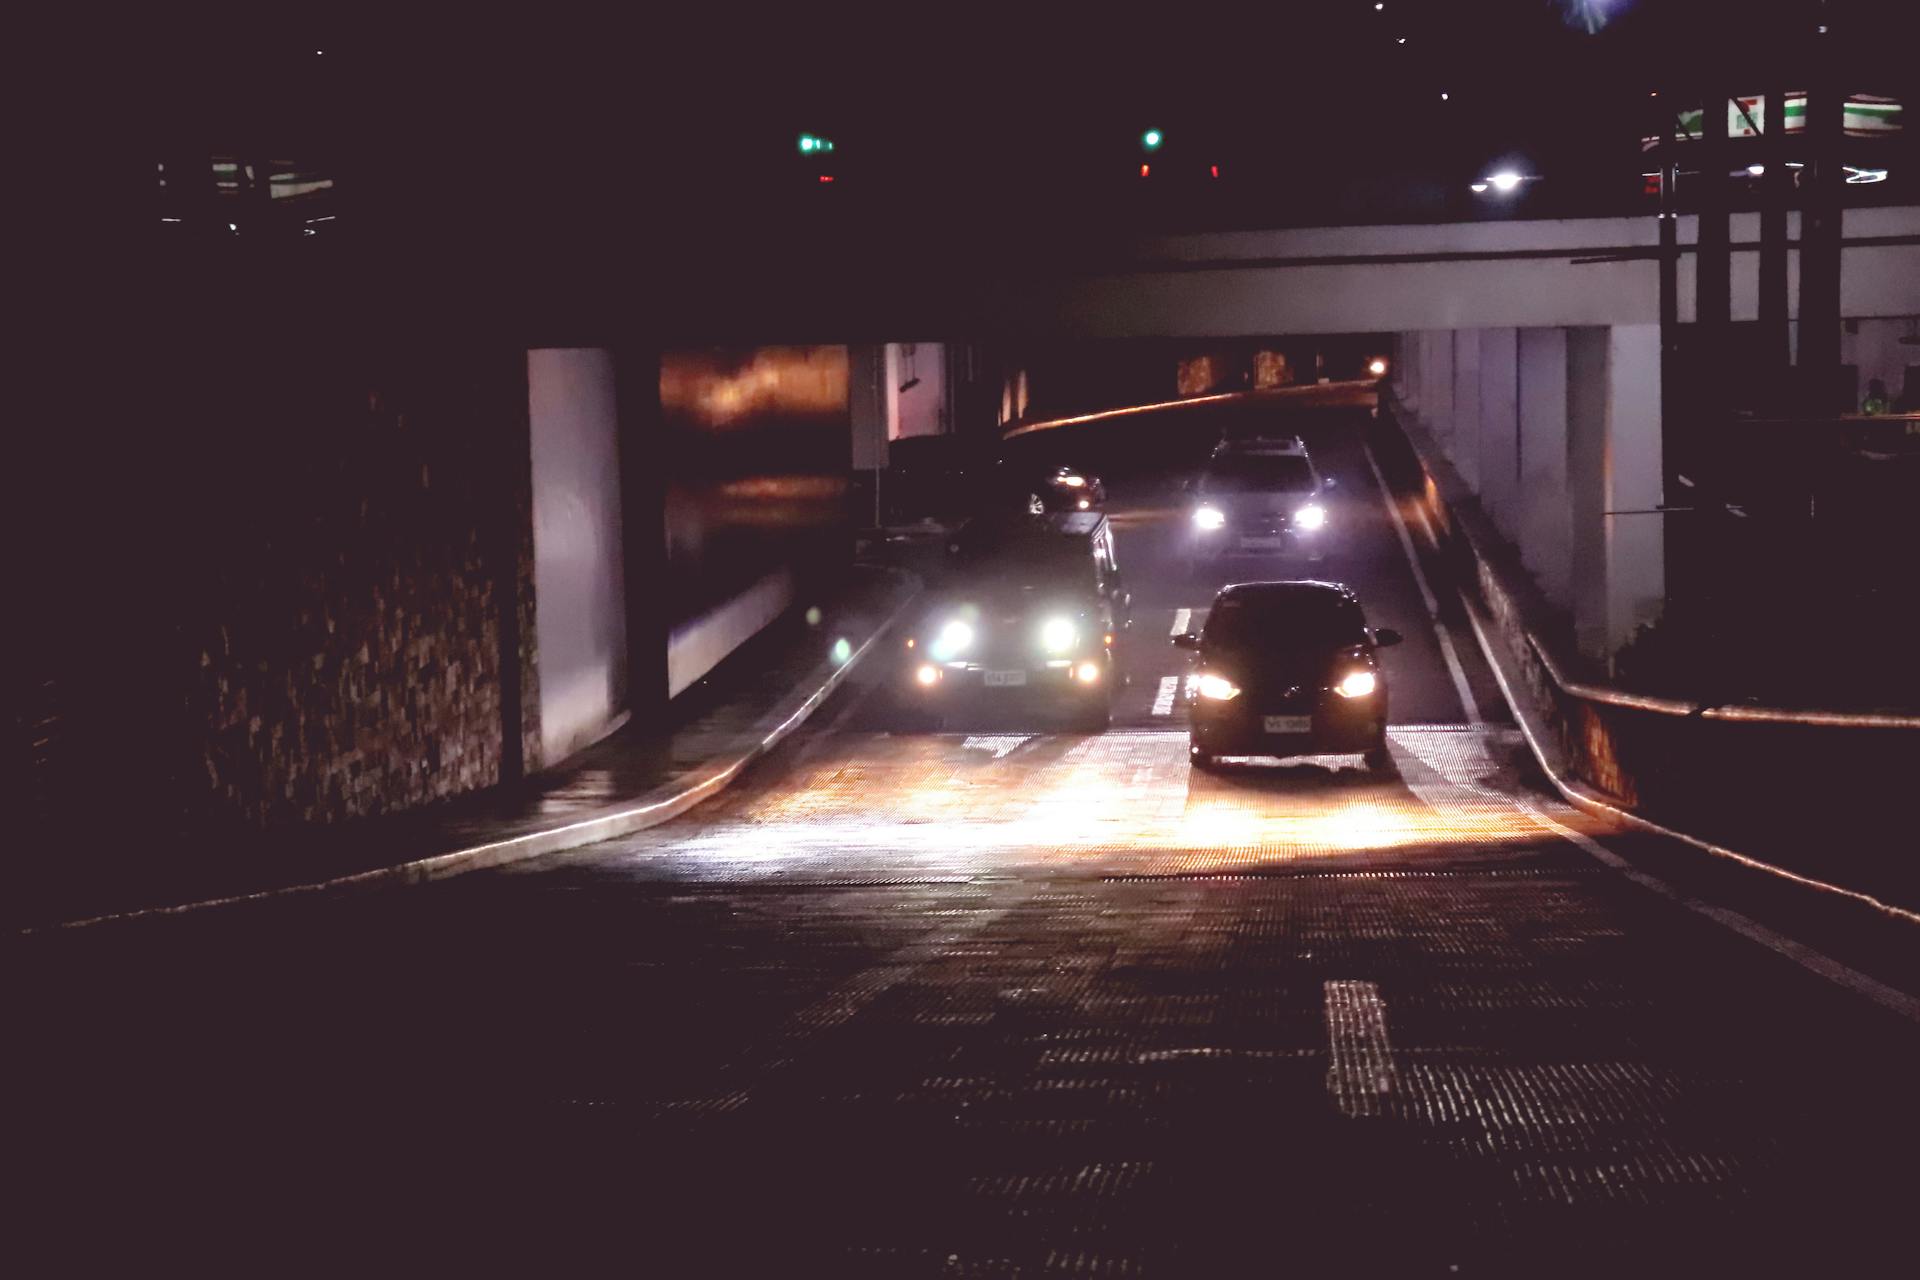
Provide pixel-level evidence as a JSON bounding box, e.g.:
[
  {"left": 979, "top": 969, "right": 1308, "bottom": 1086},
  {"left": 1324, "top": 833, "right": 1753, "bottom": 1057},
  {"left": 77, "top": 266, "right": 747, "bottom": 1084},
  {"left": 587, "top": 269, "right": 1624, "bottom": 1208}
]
[
  {"left": 1173, "top": 580, "right": 1400, "bottom": 771},
  {"left": 904, "top": 512, "right": 1128, "bottom": 729},
  {"left": 1187, "top": 444, "right": 1335, "bottom": 568},
  {"left": 995, "top": 462, "right": 1108, "bottom": 515}
]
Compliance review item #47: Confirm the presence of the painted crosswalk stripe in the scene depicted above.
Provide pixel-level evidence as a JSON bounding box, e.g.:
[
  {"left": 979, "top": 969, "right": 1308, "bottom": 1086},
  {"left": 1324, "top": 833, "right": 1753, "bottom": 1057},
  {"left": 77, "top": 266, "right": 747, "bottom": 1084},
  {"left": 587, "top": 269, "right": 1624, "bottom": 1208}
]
[
  {"left": 1169, "top": 608, "right": 1190, "bottom": 637},
  {"left": 1324, "top": 979, "right": 1397, "bottom": 1118},
  {"left": 1151, "top": 676, "right": 1180, "bottom": 715}
]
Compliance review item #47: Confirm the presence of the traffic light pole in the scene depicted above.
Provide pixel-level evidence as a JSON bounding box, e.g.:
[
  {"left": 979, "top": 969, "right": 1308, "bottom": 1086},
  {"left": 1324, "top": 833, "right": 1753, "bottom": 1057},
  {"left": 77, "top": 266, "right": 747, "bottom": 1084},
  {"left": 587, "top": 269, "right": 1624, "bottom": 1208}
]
[
  {"left": 1797, "top": 74, "right": 1846, "bottom": 413},
  {"left": 1759, "top": 82, "right": 1792, "bottom": 379}
]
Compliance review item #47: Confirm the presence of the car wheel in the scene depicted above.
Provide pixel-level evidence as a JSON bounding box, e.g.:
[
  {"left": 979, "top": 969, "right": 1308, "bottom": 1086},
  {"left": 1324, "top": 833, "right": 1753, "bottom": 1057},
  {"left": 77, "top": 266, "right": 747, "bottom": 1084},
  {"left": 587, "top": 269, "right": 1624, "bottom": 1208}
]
[
  {"left": 1363, "top": 740, "right": 1393, "bottom": 773},
  {"left": 1025, "top": 493, "right": 1047, "bottom": 515},
  {"left": 1077, "top": 698, "right": 1112, "bottom": 733},
  {"left": 1189, "top": 741, "right": 1218, "bottom": 771}
]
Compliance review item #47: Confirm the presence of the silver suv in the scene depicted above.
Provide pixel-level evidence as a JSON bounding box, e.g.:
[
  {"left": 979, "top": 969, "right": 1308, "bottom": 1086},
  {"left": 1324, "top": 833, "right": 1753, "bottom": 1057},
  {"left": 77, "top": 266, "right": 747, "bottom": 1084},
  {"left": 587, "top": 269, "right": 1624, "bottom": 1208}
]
[{"left": 1187, "top": 439, "right": 1336, "bottom": 567}]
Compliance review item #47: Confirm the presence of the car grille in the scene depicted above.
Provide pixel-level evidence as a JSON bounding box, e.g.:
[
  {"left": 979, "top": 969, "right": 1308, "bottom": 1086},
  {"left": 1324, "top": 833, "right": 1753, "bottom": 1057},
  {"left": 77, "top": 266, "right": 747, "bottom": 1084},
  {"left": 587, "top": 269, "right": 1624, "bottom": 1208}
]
[{"left": 1253, "top": 685, "right": 1316, "bottom": 712}]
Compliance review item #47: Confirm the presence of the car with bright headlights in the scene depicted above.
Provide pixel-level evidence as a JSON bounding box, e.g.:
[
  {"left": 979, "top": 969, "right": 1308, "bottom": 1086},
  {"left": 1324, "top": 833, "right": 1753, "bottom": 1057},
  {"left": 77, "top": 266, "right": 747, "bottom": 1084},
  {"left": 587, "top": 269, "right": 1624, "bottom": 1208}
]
[
  {"left": 994, "top": 462, "right": 1108, "bottom": 515},
  {"left": 1187, "top": 444, "right": 1336, "bottom": 568},
  {"left": 904, "top": 512, "right": 1128, "bottom": 729},
  {"left": 1173, "top": 580, "right": 1401, "bottom": 771}
]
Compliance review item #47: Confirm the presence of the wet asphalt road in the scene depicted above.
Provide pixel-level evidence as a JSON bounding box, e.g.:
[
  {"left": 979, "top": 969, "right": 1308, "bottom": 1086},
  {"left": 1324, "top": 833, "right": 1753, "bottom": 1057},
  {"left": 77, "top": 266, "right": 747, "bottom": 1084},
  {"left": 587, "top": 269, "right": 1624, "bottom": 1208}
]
[{"left": 18, "top": 409, "right": 1920, "bottom": 1275}]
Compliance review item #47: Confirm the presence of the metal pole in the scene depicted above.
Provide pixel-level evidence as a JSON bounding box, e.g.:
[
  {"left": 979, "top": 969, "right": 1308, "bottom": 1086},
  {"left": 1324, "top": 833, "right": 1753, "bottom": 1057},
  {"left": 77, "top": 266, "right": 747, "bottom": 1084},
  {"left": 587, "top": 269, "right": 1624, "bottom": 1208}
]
[
  {"left": 1697, "top": 84, "right": 1733, "bottom": 406},
  {"left": 1797, "top": 70, "right": 1846, "bottom": 412},
  {"left": 1759, "top": 82, "right": 1791, "bottom": 377}
]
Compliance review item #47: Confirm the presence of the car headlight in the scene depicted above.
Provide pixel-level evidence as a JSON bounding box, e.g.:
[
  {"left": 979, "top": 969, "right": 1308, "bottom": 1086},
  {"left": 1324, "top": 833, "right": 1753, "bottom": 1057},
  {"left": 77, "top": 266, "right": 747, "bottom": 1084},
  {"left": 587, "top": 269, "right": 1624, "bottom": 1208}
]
[
  {"left": 1040, "top": 616, "right": 1077, "bottom": 653},
  {"left": 1294, "top": 504, "right": 1327, "bottom": 531},
  {"left": 930, "top": 619, "right": 974, "bottom": 661},
  {"left": 1334, "top": 670, "right": 1377, "bottom": 699},
  {"left": 1196, "top": 673, "right": 1241, "bottom": 701},
  {"left": 1193, "top": 506, "right": 1226, "bottom": 530},
  {"left": 1057, "top": 474, "right": 1086, "bottom": 488}
]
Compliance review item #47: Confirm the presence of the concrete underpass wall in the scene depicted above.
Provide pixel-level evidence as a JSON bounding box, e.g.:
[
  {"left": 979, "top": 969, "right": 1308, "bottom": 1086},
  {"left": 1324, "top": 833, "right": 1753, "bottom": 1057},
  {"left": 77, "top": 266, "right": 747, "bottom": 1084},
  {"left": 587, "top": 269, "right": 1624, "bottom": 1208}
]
[
  {"left": 1393, "top": 323, "right": 1663, "bottom": 669},
  {"left": 23, "top": 331, "right": 545, "bottom": 858},
  {"left": 657, "top": 347, "right": 852, "bottom": 700},
  {"left": 179, "top": 345, "right": 542, "bottom": 830},
  {"left": 1001, "top": 206, "right": 1920, "bottom": 340},
  {"left": 528, "top": 348, "right": 629, "bottom": 763}
]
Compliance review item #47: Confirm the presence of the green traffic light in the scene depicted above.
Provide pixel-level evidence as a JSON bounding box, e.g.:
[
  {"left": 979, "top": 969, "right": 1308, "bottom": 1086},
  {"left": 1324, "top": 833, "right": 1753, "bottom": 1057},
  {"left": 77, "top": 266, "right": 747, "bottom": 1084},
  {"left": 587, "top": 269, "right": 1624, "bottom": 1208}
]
[
  {"left": 1142, "top": 129, "right": 1163, "bottom": 152},
  {"left": 799, "top": 134, "right": 816, "bottom": 153}
]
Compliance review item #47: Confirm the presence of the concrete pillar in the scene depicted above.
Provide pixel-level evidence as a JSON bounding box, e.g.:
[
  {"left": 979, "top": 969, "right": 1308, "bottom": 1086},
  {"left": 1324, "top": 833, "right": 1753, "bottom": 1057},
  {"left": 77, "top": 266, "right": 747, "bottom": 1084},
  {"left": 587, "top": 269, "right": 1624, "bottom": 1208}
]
[
  {"left": 848, "top": 344, "right": 891, "bottom": 527},
  {"left": 1392, "top": 333, "right": 1418, "bottom": 412},
  {"left": 849, "top": 344, "right": 889, "bottom": 471},
  {"left": 1477, "top": 328, "right": 1519, "bottom": 538},
  {"left": 1423, "top": 331, "right": 1455, "bottom": 448},
  {"left": 1517, "top": 327, "right": 1572, "bottom": 610},
  {"left": 1568, "top": 325, "right": 1665, "bottom": 666},
  {"left": 1450, "top": 329, "right": 1482, "bottom": 493}
]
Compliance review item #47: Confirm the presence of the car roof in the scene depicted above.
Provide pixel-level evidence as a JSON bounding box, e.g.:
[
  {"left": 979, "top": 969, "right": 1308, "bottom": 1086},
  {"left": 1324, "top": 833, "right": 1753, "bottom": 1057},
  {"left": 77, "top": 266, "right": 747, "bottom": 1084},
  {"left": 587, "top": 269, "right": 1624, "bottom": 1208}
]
[
  {"left": 1213, "top": 434, "right": 1307, "bottom": 456},
  {"left": 1216, "top": 579, "right": 1358, "bottom": 605},
  {"left": 958, "top": 510, "right": 1107, "bottom": 541}
]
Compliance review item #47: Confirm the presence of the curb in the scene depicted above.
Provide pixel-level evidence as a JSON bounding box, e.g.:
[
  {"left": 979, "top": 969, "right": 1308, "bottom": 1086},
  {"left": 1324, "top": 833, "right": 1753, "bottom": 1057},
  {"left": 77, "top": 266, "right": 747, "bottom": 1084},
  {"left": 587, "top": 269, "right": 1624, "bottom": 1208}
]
[{"left": 29, "top": 575, "right": 924, "bottom": 934}]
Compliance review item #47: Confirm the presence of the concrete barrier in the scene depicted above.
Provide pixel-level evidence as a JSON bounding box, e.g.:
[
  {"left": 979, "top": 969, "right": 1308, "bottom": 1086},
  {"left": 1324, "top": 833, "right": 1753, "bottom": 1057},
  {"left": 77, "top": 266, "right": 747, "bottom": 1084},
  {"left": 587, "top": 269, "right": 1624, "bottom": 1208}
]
[{"left": 1376, "top": 391, "right": 1920, "bottom": 916}]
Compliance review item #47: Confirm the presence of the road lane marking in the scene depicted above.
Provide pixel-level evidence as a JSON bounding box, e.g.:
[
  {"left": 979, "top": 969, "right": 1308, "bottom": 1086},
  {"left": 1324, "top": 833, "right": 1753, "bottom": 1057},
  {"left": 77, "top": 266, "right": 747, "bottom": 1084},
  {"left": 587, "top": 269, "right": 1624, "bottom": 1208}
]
[
  {"left": 1151, "top": 676, "right": 1180, "bottom": 716},
  {"left": 1361, "top": 441, "right": 1482, "bottom": 726},
  {"left": 962, "top": 735, "right": 1030, "bottom": 759},
  {"left": 1324, "top": 980, "right": 1398, "bottom": 1118},
  {"left": 1170, "top": 608, "right": 1191, "bottom": 637}
]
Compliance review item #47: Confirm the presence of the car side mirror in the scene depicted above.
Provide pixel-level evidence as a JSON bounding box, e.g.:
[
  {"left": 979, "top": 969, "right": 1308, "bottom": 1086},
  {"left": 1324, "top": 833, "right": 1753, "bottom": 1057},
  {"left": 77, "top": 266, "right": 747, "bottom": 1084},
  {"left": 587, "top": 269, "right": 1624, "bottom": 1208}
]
[
  {"left": 1172, "top": 632, "right": 1200, "bottom": 650},
  {"left": 1373, "top": 627, "right": 1403, "bottom": 647}
]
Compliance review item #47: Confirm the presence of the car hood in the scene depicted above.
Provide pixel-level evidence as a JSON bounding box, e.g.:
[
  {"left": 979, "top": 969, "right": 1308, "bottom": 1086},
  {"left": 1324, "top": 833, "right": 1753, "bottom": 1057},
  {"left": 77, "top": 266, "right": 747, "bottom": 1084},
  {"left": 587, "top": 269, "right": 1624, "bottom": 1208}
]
[
  {"left": 1202, "top": 489, "right": 1319, "bottom": 517},
  {"left": 932, "top": 578, "right": 1094, "bottom": 621},
  {"left": 1200, "top": 643, "right": 1367, "bottom": 692}
]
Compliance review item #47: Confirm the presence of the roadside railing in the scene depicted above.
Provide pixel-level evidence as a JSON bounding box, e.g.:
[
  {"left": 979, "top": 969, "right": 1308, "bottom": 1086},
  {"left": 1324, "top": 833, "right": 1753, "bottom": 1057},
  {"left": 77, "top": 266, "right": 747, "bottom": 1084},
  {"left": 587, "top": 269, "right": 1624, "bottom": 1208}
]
[{"left": 1374, "top": 389, "right": 1920, "bottom": 912}]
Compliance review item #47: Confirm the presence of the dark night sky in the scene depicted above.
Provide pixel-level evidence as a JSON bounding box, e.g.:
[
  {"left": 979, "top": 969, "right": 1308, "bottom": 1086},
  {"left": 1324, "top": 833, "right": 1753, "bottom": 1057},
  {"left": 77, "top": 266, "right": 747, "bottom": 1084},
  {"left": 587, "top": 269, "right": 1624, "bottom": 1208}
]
[{"left": 61, "top": 0, "right": 1914, "bottom": 279}]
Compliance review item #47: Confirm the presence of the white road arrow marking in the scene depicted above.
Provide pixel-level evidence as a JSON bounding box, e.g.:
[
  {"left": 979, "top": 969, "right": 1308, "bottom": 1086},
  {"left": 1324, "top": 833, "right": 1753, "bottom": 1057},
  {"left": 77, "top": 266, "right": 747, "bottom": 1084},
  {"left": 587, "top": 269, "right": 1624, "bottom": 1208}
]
[{"left": 1324, "top": 979, "right": 1398, "bottom": 1118}]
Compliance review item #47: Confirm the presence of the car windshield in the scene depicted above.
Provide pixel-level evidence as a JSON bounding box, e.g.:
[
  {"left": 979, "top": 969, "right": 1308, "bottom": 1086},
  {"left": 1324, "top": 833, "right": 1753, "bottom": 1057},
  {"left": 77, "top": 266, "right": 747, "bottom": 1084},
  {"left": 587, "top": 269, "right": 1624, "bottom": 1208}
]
[
  {"left": 1204, "top": 591, "right": 1367, "bottom": 649},
  {"left": 951, "top": 533, "right": 1090, "bottom": 593},
  {"left": 1202, "top": 454, "right": 1314, "bottom": 494}
]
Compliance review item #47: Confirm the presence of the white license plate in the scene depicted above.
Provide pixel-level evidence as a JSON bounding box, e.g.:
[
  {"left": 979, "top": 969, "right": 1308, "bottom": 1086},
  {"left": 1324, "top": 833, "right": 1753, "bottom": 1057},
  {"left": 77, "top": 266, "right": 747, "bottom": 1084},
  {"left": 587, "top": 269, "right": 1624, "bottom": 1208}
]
[
  {"left": 1239, "top": 536, "right": 1286, "bottom": 551},
  {"left": 984, "top": 670, "right": 1028, "bottom": 688},
  {"left": 1263, "top": 715, "right": 1312, "bottom": 733}
]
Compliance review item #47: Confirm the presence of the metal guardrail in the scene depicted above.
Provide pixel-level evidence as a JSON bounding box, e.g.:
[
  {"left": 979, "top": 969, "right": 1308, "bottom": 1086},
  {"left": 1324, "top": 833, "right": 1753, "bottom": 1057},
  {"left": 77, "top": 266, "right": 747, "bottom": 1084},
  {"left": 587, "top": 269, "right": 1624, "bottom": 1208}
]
[
  {"left": 1525, "top": 633, "right": 1920, "bottom": 728},
  {"left": 1381, "top": 388, "right": 1920, "bottom": 733}
]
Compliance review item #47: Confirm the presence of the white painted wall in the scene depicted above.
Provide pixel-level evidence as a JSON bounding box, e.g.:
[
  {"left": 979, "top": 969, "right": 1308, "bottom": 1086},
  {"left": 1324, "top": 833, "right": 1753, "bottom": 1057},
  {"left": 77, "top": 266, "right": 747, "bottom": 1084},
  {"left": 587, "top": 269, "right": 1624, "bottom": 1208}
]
[
  {"left": 892, "top": 343, "right": 948, "bottom": 439},
  {"left": 1451, "top": 330, "right": 1482, "bottom": 493},
  {"left": 1842, "top": 316, "right": 1920, "bottom": 405},
  {"left": 667, "top": 569, "right": 793, "bottom": 700},
  {"left": 1566, "top": 326, "right": 1664, "bottom": 665},
  {"left": 1397, "top": 323, "right": 1659, "bottom": 664},
  {"left": 1477, "top": 328, "right": 1520, "bottom": 542},
  {"left": 1516, "top": 328, "right": 1572, "bottom": 609},
  {"left": 528, "top": 347, "right": 629, "bottom": 765}
]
